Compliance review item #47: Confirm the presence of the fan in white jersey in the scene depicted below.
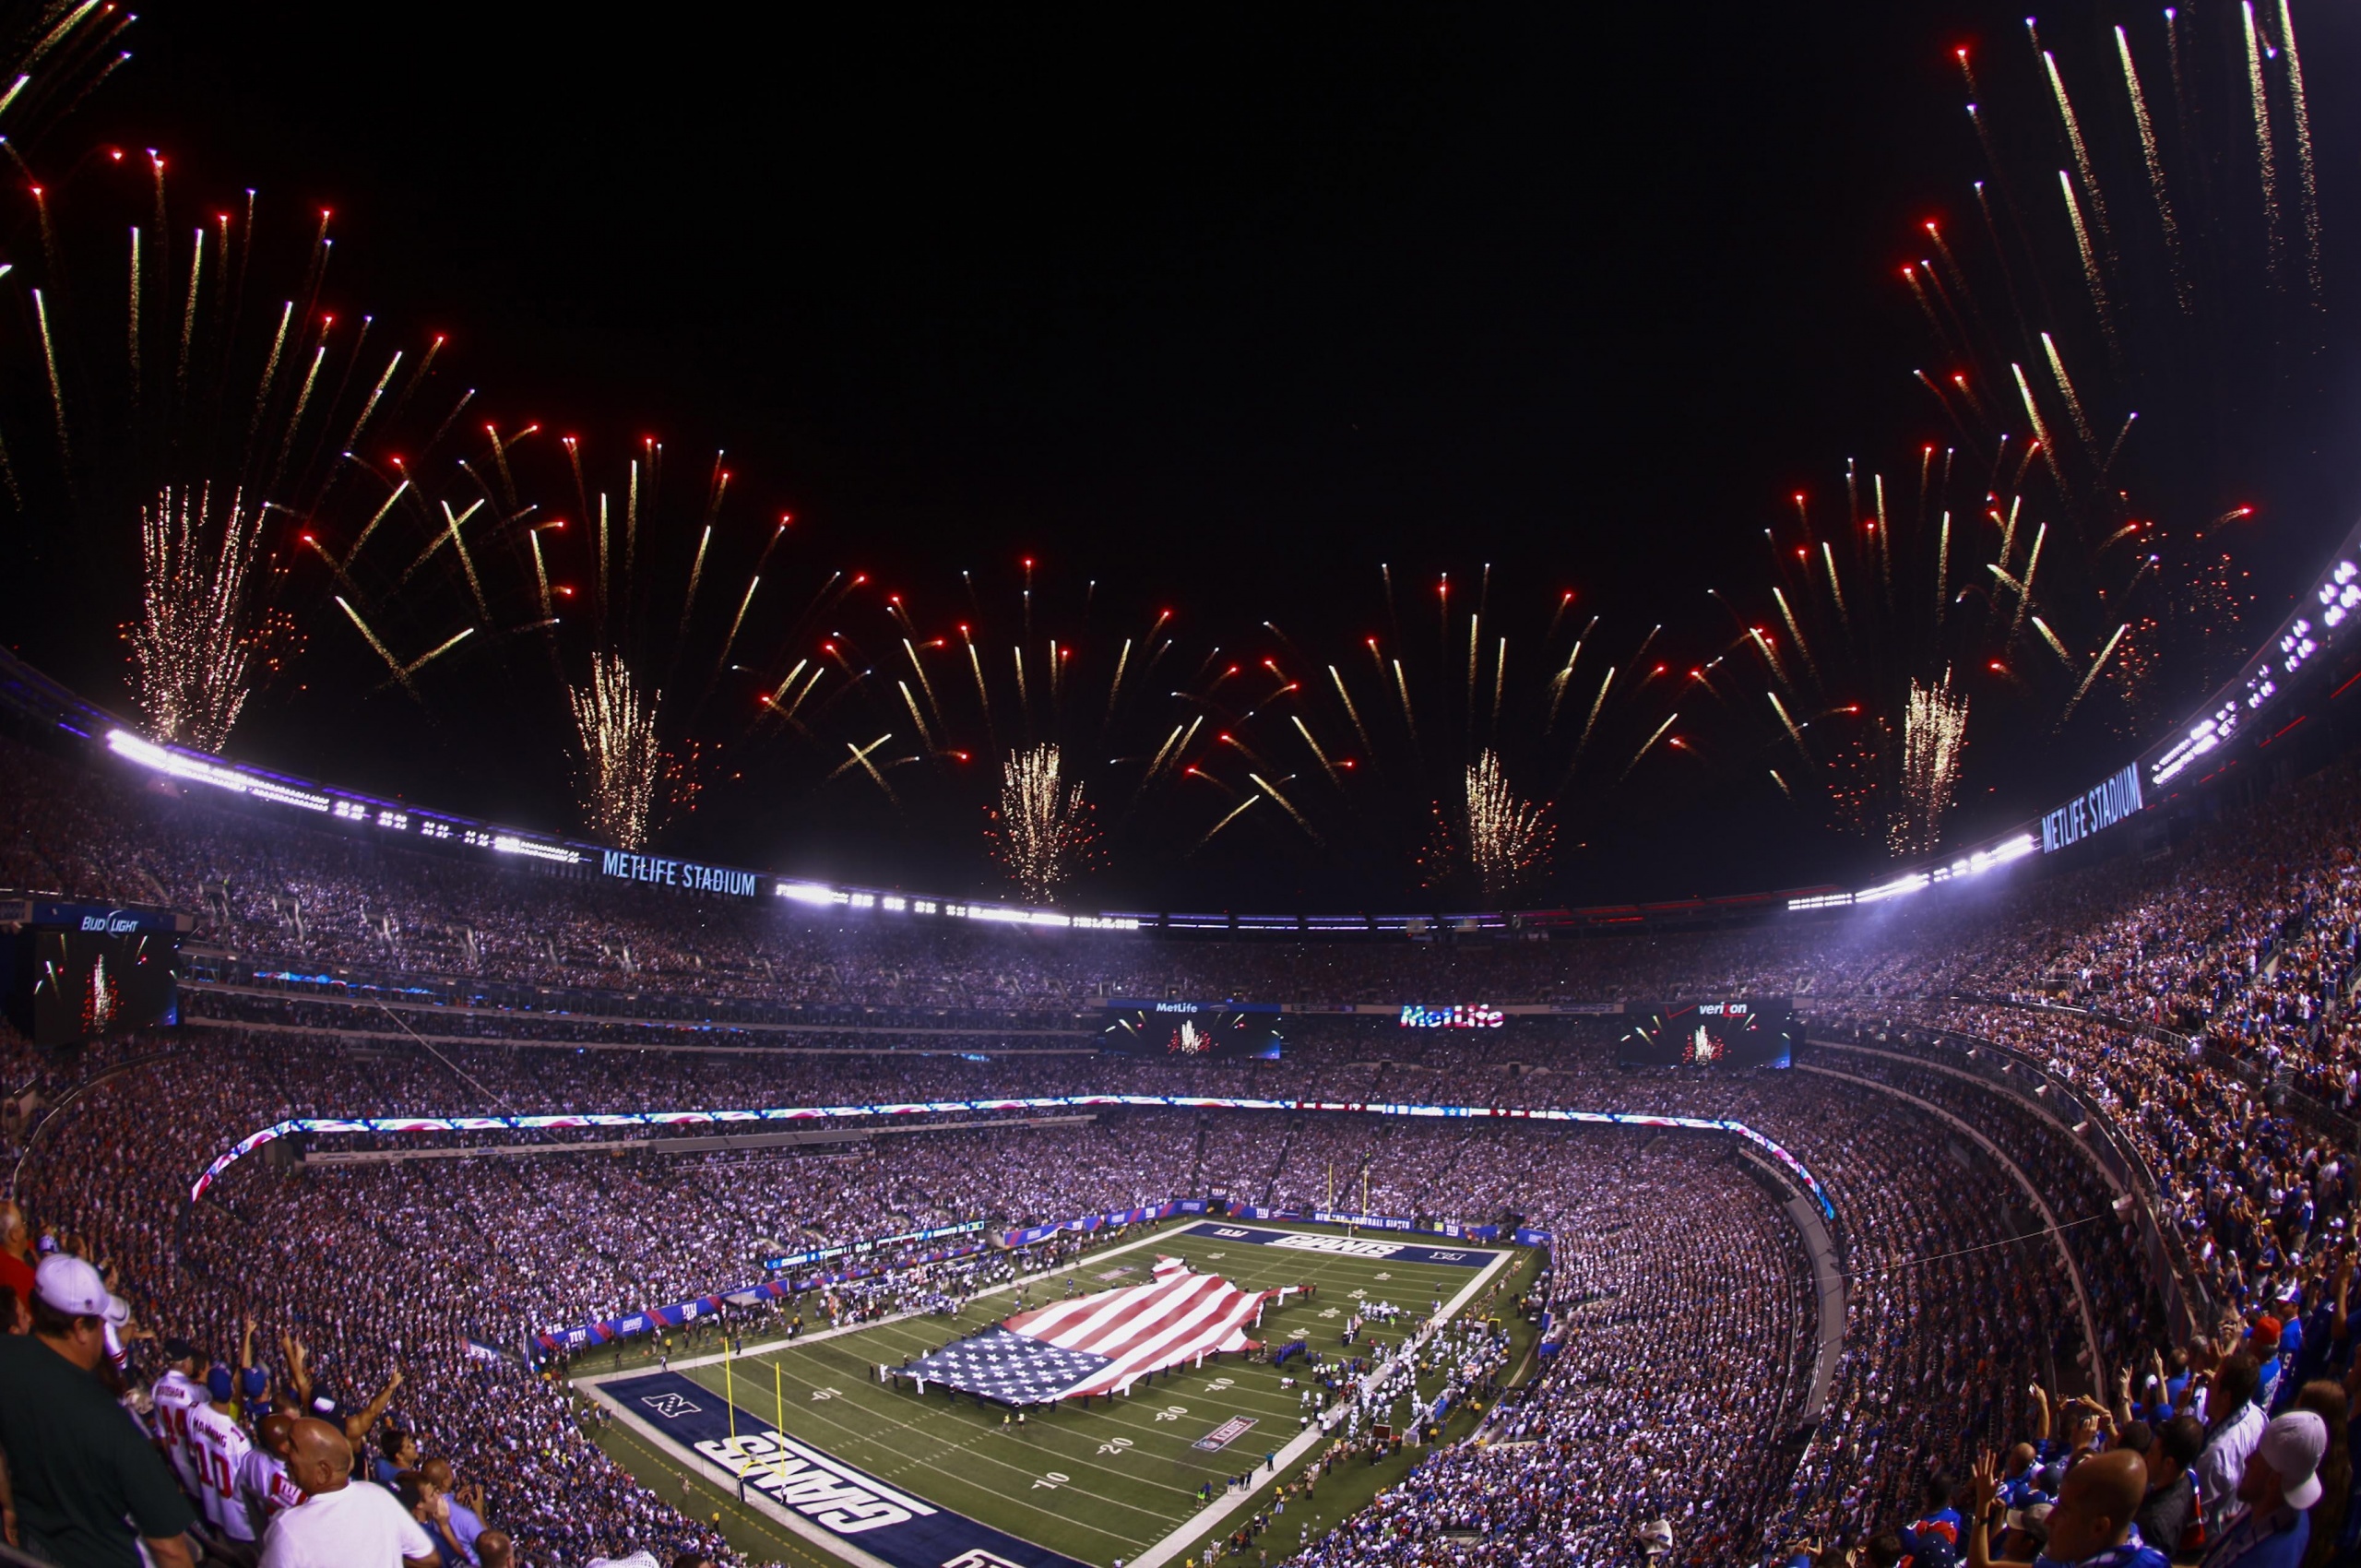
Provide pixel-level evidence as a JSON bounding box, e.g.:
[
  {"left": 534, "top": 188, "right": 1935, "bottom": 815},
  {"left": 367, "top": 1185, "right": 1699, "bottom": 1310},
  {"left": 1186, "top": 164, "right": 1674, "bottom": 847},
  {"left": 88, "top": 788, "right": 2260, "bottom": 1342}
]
[
  {"left": 150, "top": 1337, "right": 210, "bottom": 1498},
  {"left": 190, "top": 1366, "right": 259, "bottom": 1550},
  {"left": 240, "top": 1410, "right": 308, "bottom": 1531}
]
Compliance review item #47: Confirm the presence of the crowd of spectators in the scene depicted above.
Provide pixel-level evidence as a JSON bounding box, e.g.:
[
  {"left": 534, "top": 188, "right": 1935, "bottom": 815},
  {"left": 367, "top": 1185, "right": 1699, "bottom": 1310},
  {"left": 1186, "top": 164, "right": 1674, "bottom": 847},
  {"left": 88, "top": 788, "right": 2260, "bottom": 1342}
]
[
  {"left": 12, "top": 728, "right": 2361, "bottom": 1562},
  {"left": 1297, "top": 1134, "right": 1815, "bottom": 1565}
]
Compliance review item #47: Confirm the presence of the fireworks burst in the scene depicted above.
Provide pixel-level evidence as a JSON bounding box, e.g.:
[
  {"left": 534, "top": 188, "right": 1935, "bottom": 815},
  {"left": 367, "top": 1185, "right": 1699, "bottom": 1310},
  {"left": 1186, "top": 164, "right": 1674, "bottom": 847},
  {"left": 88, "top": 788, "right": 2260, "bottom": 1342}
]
[
  {"left": 1750, "top": 10, "right": 2325, "bottom": 843},
  {"left": 317, "top": 420, "right": 839, "bottom": 843},
  {"left": 1159, "top": 566, "right": 1685, "bottom": 891},
  {"left": 1889, "top": 674, "right": 1969, "bottom": 857},
  {"left": 568, "top": 651, "right": 664, "bottom": 850},
  {"left": 781, "top": 557, "right": 1217, "bottom": 885},
  {"left": 985, "top": 742, "right": 1097, "bottom": 903},
  {"left": 125, "top": 484, "right": 289, "bottom": 750},
  {"left": 1457, "top": 749, "right": 1553, "bottom": 900},
  {"left": 0, "top": 141, "right": 465, "bottom": 748}
]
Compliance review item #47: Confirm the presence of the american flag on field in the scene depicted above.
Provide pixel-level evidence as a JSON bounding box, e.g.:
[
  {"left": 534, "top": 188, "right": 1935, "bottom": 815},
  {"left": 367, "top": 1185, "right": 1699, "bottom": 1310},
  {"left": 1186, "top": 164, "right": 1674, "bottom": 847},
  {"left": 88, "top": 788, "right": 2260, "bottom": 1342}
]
[{"left": 906, "top": 1257, "right": 1284, "bottom": 1405}]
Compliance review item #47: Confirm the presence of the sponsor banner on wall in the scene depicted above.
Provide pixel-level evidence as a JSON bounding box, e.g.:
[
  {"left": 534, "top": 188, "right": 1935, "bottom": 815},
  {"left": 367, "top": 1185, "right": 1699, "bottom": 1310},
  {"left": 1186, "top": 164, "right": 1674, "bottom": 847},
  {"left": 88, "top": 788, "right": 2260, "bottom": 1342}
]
[
  {"left": 536, "top": 1241, "right": 993, "bottom": 1353},
  {"left": 993, "top": 1199, "right": 1192, "bottom": 1250}
]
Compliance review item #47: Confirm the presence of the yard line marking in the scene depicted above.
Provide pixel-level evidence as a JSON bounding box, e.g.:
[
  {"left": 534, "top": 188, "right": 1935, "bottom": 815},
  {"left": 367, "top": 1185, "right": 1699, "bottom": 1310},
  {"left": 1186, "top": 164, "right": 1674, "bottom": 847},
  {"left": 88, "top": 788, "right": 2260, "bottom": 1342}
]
[{"left": 687, "top": 1354, "right": 1196, "bottom": 1511}]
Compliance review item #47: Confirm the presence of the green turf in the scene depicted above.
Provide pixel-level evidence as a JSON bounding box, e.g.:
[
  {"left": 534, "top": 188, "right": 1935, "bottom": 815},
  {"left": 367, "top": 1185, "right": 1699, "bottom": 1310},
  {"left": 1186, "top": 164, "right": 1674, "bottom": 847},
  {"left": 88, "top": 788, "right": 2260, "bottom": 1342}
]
[{"left": 582, "top": 1220, "right": 1539, "bottom": 1568}]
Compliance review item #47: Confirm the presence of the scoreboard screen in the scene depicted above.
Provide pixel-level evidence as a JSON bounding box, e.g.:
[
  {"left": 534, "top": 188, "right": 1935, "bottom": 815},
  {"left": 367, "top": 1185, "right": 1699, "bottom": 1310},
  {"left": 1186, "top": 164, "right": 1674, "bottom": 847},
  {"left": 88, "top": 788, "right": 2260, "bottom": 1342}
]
[
  {"left": 17, "top": 929, "right": 181, "bottom": 1047},
  {"left": 1619, "top": 1000, "right": 1795, "bottom": 1069},
  {"left": 1101, "top": 1002, "right": 1283, "bottom": 1060}
]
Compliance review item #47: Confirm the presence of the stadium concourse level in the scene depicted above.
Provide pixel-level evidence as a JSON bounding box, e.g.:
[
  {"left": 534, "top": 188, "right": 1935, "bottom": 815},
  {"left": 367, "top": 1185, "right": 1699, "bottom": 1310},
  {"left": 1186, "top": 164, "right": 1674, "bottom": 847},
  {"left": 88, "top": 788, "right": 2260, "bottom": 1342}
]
[{"left": 4, "top": 751, "right": 2361, "bottom": 1561}]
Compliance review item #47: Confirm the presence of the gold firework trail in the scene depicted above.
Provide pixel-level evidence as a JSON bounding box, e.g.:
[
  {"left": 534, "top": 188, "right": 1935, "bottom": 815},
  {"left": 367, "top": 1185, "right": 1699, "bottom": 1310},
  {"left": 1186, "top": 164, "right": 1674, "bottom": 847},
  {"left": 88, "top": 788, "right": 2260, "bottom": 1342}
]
[
  {"left": 2040, "top": 47, "right": 2115, "bottom": 254},
  {"left": 1619, "top": 710, "right": 1679, "bottom": 781},
  {"left": 2054, "top": 174, "right": 2117, "bottom": 350},
  {"left": 2060, "top": 623, "right": 2130, "bottom": 727},
  {"left": 1328, "top": 665, "right": 1374, "bottom": 754},
  {"left": 2039, "top": 333, "right": 2094, "bottom": 455},
  {"left": 1292, "top": 716, "right": 1341, "bottom": 786},
  {"left": 2114, "top": 25, "right": 2189, "bottom": 310},
  {"left": 2011, "top": 362, "right": 2067, "bottom": 492},
  {"left": 1248, "top": 772, "right": 1316, "bottom": 841},
  {"left": 2240, "top": 3, "right": 2283, "bottom": 282},
  {"left": 2274, "top": 0, "right": 2319, "bottom": 298}
]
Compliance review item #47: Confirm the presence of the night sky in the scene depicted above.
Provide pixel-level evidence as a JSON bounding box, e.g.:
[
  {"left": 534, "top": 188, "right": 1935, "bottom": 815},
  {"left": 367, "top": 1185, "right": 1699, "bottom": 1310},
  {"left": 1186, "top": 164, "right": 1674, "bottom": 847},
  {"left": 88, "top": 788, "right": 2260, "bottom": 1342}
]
[{"left": 7, "top": 3, "right": 2360, "bottom": 909}]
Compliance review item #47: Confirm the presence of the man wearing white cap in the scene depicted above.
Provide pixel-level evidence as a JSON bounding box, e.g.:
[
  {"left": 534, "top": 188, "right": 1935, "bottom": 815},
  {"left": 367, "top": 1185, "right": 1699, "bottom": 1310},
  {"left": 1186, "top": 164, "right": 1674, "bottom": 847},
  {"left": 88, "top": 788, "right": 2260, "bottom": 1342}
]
[
  {"left": 2201, "top": 1409, "right": 2328, "bottom": 1568},
  {"left": 0, "top": 1253, "right": 197, "bottom": 1567}
]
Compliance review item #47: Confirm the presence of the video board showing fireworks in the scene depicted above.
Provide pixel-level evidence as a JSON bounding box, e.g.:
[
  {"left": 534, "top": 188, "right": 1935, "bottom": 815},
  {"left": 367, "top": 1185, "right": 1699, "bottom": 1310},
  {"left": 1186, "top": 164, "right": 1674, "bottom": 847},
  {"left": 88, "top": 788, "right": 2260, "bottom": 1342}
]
[
  {"left": 13, "top": 930, "right": 182, "bottom": 1049},
  {"left": 1099, "top": 1002, "right": 1283, "bottom": 1060},
  {"left": 1619, "top": 1001, "right": 1795, "bottom": 1070}
]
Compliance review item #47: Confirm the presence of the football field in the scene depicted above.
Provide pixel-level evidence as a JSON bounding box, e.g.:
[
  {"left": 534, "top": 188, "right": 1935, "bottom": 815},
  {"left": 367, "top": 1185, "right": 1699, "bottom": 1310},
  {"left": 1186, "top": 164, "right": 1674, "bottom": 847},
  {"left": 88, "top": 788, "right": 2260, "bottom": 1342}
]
[{"left": 581, "top": 1218, "right": 1537, "bottom": 1568}]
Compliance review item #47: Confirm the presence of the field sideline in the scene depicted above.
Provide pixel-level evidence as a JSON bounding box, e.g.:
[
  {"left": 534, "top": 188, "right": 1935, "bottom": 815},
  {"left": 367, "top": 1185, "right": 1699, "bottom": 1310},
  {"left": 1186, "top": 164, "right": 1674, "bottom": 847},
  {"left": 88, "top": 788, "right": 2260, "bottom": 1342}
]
[{"left": 580, "top": 1218, "right": 1539, "bottom": 1568}]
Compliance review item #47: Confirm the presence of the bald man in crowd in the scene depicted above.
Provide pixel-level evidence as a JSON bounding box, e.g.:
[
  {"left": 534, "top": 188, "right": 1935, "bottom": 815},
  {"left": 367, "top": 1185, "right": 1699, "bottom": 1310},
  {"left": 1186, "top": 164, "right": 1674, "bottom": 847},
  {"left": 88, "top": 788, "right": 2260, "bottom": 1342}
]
[
  {"left": 1970, "top": 1446, "right": 2164, "bottom": 1568},
  {"left": 257, "top": 1418, "right": 437, "bottom": 1568}
]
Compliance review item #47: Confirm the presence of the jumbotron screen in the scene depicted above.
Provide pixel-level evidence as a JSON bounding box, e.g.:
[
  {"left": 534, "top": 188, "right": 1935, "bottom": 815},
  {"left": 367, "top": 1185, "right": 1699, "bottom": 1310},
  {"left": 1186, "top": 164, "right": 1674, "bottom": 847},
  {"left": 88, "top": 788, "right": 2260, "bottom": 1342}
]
[
  {"left": 1100, "top": 1002, "right": 1283, "bottom": 1060},
  {"left": 22, "top": 929, "right": 181, "bottom": 1047},
  {"left": 1619, "top": 1000, "right": 1796, "bottom": 1069}
]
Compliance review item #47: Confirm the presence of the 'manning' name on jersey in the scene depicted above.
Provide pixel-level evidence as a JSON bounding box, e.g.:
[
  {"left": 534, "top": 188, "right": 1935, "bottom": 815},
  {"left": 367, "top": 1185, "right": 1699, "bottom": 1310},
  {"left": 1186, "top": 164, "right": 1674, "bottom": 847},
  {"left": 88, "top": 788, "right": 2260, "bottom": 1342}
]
[{"left": 187, "top": 1403, "right": 256, "bottom": 1541}]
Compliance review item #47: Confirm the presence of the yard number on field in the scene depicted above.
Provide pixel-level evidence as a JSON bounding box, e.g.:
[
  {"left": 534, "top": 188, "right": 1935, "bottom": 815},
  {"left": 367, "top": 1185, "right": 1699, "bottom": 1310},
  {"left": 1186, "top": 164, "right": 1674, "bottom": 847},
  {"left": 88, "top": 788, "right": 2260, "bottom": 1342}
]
[
  {"left": 1156, "top": 1405, "right": 1188, "bottom": 1421},
  {"left": 1097, "top": 1436, "right": 1135, "bottom": 1456},
  {"left": 1203, "top": 1376, "right": 1235, "bottom": 1394},
  {"left": 1033, "top": 1471, "right": 1071, "bottom": 1490}
]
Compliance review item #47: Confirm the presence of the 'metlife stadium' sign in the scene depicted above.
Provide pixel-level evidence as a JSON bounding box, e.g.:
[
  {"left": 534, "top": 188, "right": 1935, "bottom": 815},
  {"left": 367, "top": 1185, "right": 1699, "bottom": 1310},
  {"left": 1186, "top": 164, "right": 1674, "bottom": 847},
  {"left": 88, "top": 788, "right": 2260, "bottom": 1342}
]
[
  {"left": 600, "top": 849, "right": 762, "bottom": 897},
  {"left": 2039, "top": 764, "right": 2143, "bottom": 855}
]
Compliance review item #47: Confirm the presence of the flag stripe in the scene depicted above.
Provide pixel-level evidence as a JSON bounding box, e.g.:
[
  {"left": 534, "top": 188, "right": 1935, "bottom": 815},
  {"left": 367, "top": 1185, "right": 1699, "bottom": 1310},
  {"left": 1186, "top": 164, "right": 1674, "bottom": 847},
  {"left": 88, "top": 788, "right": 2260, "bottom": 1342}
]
[
  {"left": 1062, "top": 1285, "right": 1272, "bottom": 1397},
  {"left": 904, "top": 1259, "right": 1279, "bottom": 1406},
  {"left": 1048, "top": 1274, "right": 1226, "bottom": 1353}
]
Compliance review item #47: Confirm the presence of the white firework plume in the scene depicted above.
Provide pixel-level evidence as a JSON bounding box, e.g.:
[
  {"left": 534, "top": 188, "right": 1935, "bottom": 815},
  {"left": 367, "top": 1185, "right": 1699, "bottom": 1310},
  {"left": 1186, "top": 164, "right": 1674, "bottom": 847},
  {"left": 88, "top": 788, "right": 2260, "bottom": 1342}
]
[
  {"left": 569, "top": 651, "right": 665, "bottom": 849},
  {"left": 126, "top": 485, "right": 273, "bottom": 752},
  {"left": 1463, "top": 748, "right": 1552, "bottom": 901},
  {"left": 1890, "top": 673, "right": 1970, "bottom": 857},
  {"left": 991, "top": 742, "right": 1095, "bottom": 903}
]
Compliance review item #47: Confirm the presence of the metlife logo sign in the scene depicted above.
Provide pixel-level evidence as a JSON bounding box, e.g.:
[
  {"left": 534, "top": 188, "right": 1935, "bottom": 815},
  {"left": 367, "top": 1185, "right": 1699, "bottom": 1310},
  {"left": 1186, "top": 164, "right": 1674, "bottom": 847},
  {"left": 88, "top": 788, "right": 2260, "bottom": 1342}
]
[{"left": 1397, "top": 1004, "right": 1504, "bottom": 1029}]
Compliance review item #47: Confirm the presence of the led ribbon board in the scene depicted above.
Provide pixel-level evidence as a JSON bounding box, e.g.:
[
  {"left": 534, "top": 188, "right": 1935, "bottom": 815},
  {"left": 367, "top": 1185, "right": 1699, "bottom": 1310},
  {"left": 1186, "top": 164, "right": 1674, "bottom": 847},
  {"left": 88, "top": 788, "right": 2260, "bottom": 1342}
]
[{"left": 191, "top": 1093, "right": 1835, "bottom": 1220}]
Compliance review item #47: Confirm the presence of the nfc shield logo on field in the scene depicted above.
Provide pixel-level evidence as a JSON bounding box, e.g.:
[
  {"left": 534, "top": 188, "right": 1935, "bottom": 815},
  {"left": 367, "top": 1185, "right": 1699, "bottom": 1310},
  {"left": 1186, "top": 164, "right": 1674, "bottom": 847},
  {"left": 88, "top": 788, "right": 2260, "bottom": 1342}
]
[{"left": 641, "top": 1393, "right": 703, "bottom": 1419}]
